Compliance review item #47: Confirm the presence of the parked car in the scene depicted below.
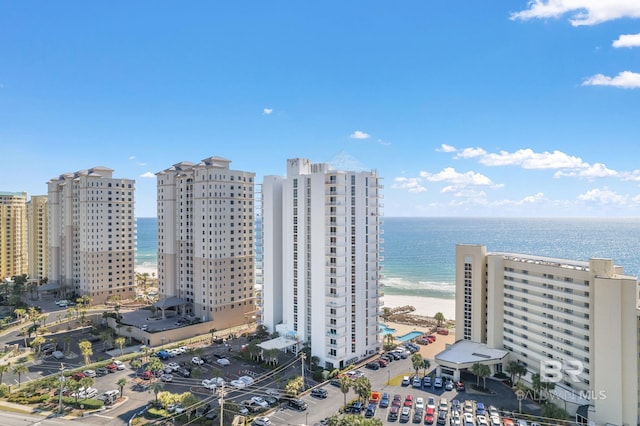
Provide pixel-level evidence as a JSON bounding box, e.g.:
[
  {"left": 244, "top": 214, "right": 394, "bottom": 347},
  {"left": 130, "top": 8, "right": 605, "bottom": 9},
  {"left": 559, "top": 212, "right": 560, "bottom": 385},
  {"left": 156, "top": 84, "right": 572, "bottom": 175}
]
[
  {"left": 253, "top": 417, "right": 271, "bottom": 426},
  {"left": 400, "top": 406, "right": 411, "bottom": 422},
  {"left": 83, "top": 370, "right": 96, "bottom": 378},
  {"left": 191, "top": 356, "right": 205, "bottom": 365},
  {"left": 433, "top": 377, "right": 443, "bottom": 388},
  {"left": 95, "top": 367, "right": 108, "bottom": 377},
  {"left": 216, "top": 358, "right": 231, "bottom": 366},
  {"left": 388, "top": 406, "right": 399, "bottom": 421},
  {"left": 176, "top": 368, "right": 191, "bottom": 378},
  {"left": 365, "top": 403, "right": 377, "bottom": 418},
  {"left": 251, "top": 396, "right": 269, "bottom": 408},
  {"left": 379, "top": 393, "right": 390, "bottom": 408},
  {"left": 412, "top": 376, "right": 422, "bottom": 388},
  {"left": 401, "top": 376, "right": 411, "bottom": 386},
  {"left": 413, "top": 408, "right": 424, "bottom": 424},
  {"left": 445, "top": 380, "right": 454, "bottom": 391},
  {"left": 160, "top": 374, "right": 173, "bottom": 382},
  {"left": 112, "top": 360, "right": 125, "bottom": 370},
  {"left": 365, "top": 361, "right": 380, "bottom": 370},
  {"left": 141, "top": 371, "right": 153, "bottom": 380},
  {"left": 456, "top": 381, "right": 466, "bottom": 391},
  {"left": 311, "top": 388, "right": 328, "bottom": 398},
  {"left": 72, "top": 372, "right": 85, "bottom": 381},
  {"left": 288, "top": 398, "right": 308, "bottom": 411},
  {"left": 423, "top": 376, "right": 432, "bottom": 387}
]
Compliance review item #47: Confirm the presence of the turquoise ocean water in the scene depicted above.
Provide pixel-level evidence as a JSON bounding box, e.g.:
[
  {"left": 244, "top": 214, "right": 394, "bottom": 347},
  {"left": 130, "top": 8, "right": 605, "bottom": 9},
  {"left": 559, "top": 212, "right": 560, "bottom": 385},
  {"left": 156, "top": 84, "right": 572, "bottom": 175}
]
[{"left": 136, "top": 217, "right": 640, "bottom": 298}]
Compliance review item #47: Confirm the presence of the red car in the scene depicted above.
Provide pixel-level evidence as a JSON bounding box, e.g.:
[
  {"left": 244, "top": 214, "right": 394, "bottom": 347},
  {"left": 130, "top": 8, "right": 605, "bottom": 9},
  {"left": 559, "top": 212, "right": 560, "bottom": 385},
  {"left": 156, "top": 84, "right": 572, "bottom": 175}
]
[
  {"left": 424, "top": 407, "right": 435, "bottom": 424},
  {"left": 426, "top": 334, "right": 436, "bottom": 343},
  {"left": 377, "top": 358, "right": 388, "bottom": 367},
  {"left": 392, "top": 394, "right": 402, "bottom": 407},
  {"left": 403, "top": 394, "right": 413, "bottom": 407},
  {"left": 107, "top": 363, "right": 118, "bottom": 372},
  {"left": 141, "top": 370, "right": 153, "bottom": 380},
  {"left": 72, "top": 372, "right": 85, "bottom": 381}
]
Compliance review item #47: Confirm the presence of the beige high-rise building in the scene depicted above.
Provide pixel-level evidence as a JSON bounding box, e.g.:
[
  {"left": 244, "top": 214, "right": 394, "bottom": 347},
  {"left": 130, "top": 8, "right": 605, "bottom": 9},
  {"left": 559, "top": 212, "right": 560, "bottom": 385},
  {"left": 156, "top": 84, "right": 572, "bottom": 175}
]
[
  {"left": 0, "top": 191, "right": 28, "bottom": 280},
  {"left": 27, "top": 195, "right": 48, "bottom": 281},
  {"left": 156, "top": 156, "right": 256, "bottom": 328},
  {"left": 444, "top": 244, "right": 640, "bottom": 425},
  {"left": 47, "top": 167, "right": 136, "bottom": 303},
  {"left": 261, "top": 158, "right": 383, "bottom": 369}
]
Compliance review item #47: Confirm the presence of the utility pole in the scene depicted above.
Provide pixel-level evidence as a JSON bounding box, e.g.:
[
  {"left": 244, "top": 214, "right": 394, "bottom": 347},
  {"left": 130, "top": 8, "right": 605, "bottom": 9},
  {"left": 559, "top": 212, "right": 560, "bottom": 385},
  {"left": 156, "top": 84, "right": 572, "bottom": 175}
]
[
  {"left": 218, "top": 383, "right": 224, "bottom": 426},
  {"left": 300, "top": 352, "right": 306, "bottom": 391},
  {"left": 57, "top": 363, "right": 65, "bottom": 415}
]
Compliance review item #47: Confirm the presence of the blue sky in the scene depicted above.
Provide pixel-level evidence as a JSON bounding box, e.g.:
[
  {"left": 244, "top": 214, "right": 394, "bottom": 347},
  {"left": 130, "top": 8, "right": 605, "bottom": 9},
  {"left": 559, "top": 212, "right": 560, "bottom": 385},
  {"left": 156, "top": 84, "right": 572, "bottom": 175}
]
[{"left": 2, "top": 1, "right": 639, "bottom": 218}]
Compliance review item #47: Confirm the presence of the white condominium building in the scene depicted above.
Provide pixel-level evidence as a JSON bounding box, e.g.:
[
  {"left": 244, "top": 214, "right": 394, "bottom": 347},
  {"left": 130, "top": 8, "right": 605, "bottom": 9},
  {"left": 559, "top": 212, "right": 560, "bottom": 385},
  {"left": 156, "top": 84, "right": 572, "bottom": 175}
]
[
  {"left": 47, "top": 167, "right": 136, "bottom": 303},
  {"left": 454, "top": 244, "right": 639, "bottom": 425},
  {"left": 261, "top": 158, "right": 383, "bottom": 370},
  {"left": 27, "top": 195, "right": 48, "bottom": 281},
  {"left": 0, "top": 191, "right": 28, "bottom": 280},
  {"left": 156, "top": 156, "right": 255, "bottom": 327}
]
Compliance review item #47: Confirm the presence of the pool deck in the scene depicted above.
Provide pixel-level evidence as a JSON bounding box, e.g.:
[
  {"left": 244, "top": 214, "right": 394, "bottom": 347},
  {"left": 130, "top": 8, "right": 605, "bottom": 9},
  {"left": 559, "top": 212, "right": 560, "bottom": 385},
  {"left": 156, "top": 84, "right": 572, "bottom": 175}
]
[{"left": 384, "top": 320, "right": 456, "bottom": 361}]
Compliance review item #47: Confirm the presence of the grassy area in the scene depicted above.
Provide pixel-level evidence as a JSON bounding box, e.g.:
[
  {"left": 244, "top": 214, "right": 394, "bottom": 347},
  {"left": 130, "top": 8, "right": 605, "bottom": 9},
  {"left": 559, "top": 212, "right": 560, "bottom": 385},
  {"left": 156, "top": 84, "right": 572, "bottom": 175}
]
[{"left": 0, "top": 403, "right": 35, "bottom": 414}]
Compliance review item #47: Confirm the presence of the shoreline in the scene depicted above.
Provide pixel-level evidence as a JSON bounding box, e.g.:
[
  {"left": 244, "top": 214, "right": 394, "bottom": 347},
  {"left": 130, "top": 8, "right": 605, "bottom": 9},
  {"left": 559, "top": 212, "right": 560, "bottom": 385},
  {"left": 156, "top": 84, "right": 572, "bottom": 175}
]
[{"left": 381, "top": 293, "right": 455, "bottom": 322}]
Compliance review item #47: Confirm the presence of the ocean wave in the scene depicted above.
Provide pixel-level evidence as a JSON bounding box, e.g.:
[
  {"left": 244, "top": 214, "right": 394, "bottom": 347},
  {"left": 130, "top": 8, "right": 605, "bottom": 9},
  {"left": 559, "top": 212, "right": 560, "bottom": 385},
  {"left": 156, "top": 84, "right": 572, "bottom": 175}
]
[{"left": 382, "top": 276, "right": 454, "bottom": 292}]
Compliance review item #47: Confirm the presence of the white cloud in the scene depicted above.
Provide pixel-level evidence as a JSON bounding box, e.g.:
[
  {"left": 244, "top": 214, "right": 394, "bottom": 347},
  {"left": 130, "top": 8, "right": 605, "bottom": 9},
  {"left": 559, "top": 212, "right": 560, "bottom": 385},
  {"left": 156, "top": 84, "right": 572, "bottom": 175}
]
[
  {"left": 554, "top": 163, "right": 618, "bottom": 179},
  {"left": 263, "top": 108, "right": 273, "bottom": 115},
  {"left": 378, "top": 139, "right": 392, "bottom": 146},
  {"left": 349, "top": 130, "right": 371, "bottom": 140},
  {"left": 437, "top": 144, "right": 457, "bottom": 153},
  {"left": 620, "top": 170, "right": 640, "bottom": 181},
  {"left": 140, "top": 172, "right": 155, "bottom": 178},
  {"left": 391, "top": 177, "right": 426, "bottom": 193},
  {"left": 479, "top": 148, "right": 586, "bottom": 169},
  {"left": 494, "top": 192, "right": 546, "bottom": 206},
  {"left": 137, "top": 162, "right": 147, "bottom": 167},
  {"left": 129, "top": 156, "right": 136, "bottom": 160},
  {"left": 582, "top": 71, "right": 640, "bottom": 88},
  {"left": 578, "top": 187, "right": 627, "bottom": 204},
  {"left": 420, "top": 167, "right": 501, "bottom": 188},
  {"left": 456, "top": 147, "right": 487, "bottom": 159},
  {"left": 613, "top": 33, "right": 640, "bottom": 48},
  {"left": 510, "top": 0, "right": 640, "bottom": 26}
]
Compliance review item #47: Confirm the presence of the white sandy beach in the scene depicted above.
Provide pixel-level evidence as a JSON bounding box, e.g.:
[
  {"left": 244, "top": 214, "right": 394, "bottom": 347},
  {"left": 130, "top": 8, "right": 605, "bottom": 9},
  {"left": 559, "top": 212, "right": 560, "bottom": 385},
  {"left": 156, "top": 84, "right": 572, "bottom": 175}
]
[
  {"left": 381, "top": 294, "right": 455, "bottom": 321},
  {"left": 134, "top": 265, "right": 158, "bottom": 276}
]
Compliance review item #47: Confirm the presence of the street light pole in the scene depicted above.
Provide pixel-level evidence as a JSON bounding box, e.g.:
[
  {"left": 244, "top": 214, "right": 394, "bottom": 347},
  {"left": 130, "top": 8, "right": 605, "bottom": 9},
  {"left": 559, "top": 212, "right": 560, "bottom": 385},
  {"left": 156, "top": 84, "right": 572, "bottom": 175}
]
[{"left": 57, "top": 363, "right": 65, "bottom": 415}]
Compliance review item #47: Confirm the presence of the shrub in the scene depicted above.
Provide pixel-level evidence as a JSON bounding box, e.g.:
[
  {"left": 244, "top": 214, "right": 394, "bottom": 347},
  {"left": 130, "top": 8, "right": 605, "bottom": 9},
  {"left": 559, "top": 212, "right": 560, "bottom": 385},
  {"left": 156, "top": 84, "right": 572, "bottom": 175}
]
[
  {"left": 61, "top": 397, "right": 104, "bottom": 410},
  {"left": 147, "top": 407, "right": 168, "bottom": 418},
  {"left": 312, "top": 370, "right": 324, "bottom": 382},
  {"left": 0, "top": 384, "right": 9, "bottom": 398}
]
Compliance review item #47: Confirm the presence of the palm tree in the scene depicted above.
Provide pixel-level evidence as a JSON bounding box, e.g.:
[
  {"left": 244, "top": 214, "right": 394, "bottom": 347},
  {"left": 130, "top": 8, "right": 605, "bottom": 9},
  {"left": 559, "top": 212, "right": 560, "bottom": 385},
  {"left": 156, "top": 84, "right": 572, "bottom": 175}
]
[
  {"left": 478, "top": 364, "right": 491, "bottom": 389},
  {"left": 115, "top": 336, "right": 126, "bottom": 356},
  {"left": 422, "top": 359, "right": 431, "bottom": 377},
  {"left": 433, "top": 312, "right": 446, "bottom": 328},
  {"left": 117, "top": 378, "right": 127, "bottom": 398},
  {"left": 147, "top": 357, "right": 165, "bottom": 374},
  {"left": 472, "top": 363, "right": 482, "bottom": 387},
  {"left": 353, "top": 376, "right": 372, "bottom": 404},
  {"left": 209, "top": 328, "right": 217, "bottom": 344},
  {"left": 31, "top": 335, "right": 46, "bottom": 356},
  {"left": 383, "top": 333, "right": 395, "bottom": 349},
  {"left": 0, "top": 364, "right": 9, "bottom": 384},
  {"left": 78, "top": 340, "right": 93, "bottom": 365},
  {"left": 130, "top": 358, "right": 143, "bottom": 375},
  {"left": 62, "top": 335, "right": 73, "bottom": 355},
  {"left": 12, "top": 364, "right": 28, "bottom": 388},
  {"left": 505, "top": 360, "right": 526, "bottom": 385},
  {"left": 140, "top": 345, "right": 151, "bottom": 362},
  {"left": 411, "top": 353, "right": 423, "bottom": 377},
  {"left": 285, "top": 375, "right": 304, "bottom": 397},
  {"left": 148, "top": 381, "right": 164, "bottom": 407},
  {"left": 125, "top": 327, "right": 132, "bottom": 344},
  {"left": 13, "top": 308, "right": 26, "bottom": 321},
  {"left": 339, "top": 374, "right": 351, "bottom": 410}
]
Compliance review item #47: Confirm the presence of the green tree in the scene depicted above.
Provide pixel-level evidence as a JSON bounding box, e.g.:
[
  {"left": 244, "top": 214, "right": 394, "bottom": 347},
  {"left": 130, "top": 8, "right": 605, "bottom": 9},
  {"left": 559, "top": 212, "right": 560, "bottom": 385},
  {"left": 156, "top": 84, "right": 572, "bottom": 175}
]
[
  {"left": 383, "top": 333, "right": 395, "bottom": 350},
  {"left": 0, "top": 364, "right": 9, "bottom": 384},
  {"left": 147, "top": 357, "right": 165, "bottom": 374},
  {"left": 130, "top": 358, "right": 143, "bottom": 374},
  {"left": 353, "top": 376, "right": 372, "bottom": 404},
  {"left": 477, "top": 364, "right": 491, "bottom": 389},
  {"left": 115, "top": 336, "right": 126, "bottom": 356},
  {"left": 31, "top": 335, "right": 46, "bottom": 356},
  {"left": 117, "top": 378, "right": 128, "bottom": 398},
  {"left": 339, "top": 374, "right": 352, "bottom": 410},
  {"left": 12, "top": 364, "right": 27, "bottom": 388},
  {"left": 148, "top": 381, "right": 164, "bottom": 407},
  {"left": 422, "top": 359, "right": 431, "bottom": 377},
  {"left": 505, "top": 360, "right": 527, "bottom": 385},
  {"left": 100, "top": 330, "right": 114, "bottom": 351},
  {"left": 78, "top": 340, "right": 93, "bottom": 365},
  {"left": 13, "top": 308, "right": 26, "bottom": 321},
  {"left": 62, "top": 335, "right": 73, "bottom": 355},
  {"left": 541, "top": 402, "right": 569, "bottom": 420},
  {"left": 285, "top": 375, "right": 304, "bottom": 397},
  {"left": 433, "top": 312, "right": 446, "bottom": 328},
  {"left": 66, "top": 378, "right": 81, "bottom": 405},
  {"left": 411, "top": 353, "right": 423, "bottom": 376}
]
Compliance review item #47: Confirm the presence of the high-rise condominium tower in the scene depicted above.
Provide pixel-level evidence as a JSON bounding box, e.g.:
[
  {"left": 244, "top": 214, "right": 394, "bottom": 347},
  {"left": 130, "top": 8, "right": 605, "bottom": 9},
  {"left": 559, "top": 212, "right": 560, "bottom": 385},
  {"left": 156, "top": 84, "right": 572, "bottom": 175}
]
[
  {"left": 156, "top": 156, "right": 256, "bottom": 327},
  {"left": 261, "top": 158, "right": 383, "bottom": 369},
  {"left": 48, "top": 167, "right": 136, "bottom": 303},
  {"left": 27, "top": 195, "right": 48, "bottom": 281},
  {"left": 0, "top": 191, "right": 28, "bottom": 280}
]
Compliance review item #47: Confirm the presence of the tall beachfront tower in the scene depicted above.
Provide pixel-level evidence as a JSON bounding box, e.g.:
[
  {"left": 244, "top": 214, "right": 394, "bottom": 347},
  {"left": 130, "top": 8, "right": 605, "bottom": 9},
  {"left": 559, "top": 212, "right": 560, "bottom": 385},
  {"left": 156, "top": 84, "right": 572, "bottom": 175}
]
[
  {"left": 0, "top": 191, "right": 28, "bottom": 280},
  {"left": 451, "top": 244, "right": 639, "bottom": 425},
  {"left": 261, "top": 158, "right": 383, "bottom": 370},
  {"left": 47, "top": 167, "right": 136, "bottom": 303},
  {"left": 27, "top": 195, "right": 48, "bottom": 281},
  {"left": 156, "top": 156, "right": 256, "bottom": 328}
]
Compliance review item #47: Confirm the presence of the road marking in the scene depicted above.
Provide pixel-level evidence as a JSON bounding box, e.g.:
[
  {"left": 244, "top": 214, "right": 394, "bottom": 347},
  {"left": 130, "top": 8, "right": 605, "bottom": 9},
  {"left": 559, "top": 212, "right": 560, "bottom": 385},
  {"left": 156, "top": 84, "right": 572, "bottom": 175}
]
[{"left": 92, "top": 414, "right": 114, "bottom": 419}]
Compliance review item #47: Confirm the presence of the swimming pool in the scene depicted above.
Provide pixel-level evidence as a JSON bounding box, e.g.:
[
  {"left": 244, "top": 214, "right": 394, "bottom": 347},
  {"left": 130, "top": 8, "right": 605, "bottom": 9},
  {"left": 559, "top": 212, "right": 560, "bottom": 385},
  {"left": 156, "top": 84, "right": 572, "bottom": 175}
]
[
  {"left": 379, "top": 324, "right": 396, "bottom": 335},
  {"left": 396, "top": 331, "right": 424, "bottom": 342}
]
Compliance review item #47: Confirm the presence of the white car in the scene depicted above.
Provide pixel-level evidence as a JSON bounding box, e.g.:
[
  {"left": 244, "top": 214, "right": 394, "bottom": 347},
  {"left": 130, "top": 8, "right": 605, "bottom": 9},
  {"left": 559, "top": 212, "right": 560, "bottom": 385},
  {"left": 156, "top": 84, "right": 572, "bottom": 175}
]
[
  {"left": 112, "top": 360, "right": 125, "bottom": 370},
  {"left": 160, "top": 374, "right": 173, "bottom": 382},
  {"left": 202, "top": 379, "right": 217, "bottom": 390},
  {"left": 253, "top": 417, "right": 271, "bottom": 426},
  {"left": 238, "top": 375, "right": 254, "bottom": 386},
  {"left": 433, "top": 377, "right": 443, "bottom": 388},
  {"left": 489, "top": 416, "right": 501, "bottom": 426},
  {"left": 83, "top": 369, "right": 96, "bottom": 378},
  {"left": 175, "top": 403, "right": 185, "bottom": 414},
  {"left": 191, "top": 356, "right": 204, "bottom": 365},
  {"left": 414, "top": 397, "right": 424, "bottom": 410},
  {"left": 477, "top": 415, "right": 488, "bottom": 426},
  {"left": 230, "top": 379, "right": 246, "bottom": 389},
  {"left": 167, "top": 362, "right": 180, "bottom": 371},
  {"left": 251, "top": 396, "right": 269, "bottom": 408},
  {"left": 216, "top": 358, "right": 231, "bottom": 366}
]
